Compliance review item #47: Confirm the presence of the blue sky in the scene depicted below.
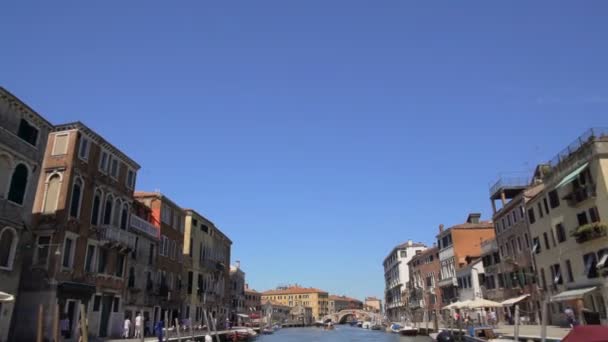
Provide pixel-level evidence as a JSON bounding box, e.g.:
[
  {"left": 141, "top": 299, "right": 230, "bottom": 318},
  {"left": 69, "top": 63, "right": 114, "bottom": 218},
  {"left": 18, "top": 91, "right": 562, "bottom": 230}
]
[{"left": 2, "top": 1, "right": 607, "bottom": 300}]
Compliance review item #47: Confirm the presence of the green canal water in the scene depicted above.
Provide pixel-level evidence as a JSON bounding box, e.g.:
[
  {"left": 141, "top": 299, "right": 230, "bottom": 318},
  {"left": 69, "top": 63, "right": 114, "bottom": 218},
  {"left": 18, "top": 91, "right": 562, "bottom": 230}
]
[{"left": 257, "top": 326, "right": 433, "bottom": 342}]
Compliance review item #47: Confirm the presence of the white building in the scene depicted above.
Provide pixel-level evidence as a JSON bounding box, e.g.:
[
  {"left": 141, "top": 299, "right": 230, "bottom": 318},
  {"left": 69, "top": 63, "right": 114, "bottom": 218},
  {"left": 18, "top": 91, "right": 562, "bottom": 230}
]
[{"left": 383, "top": 240, "right": 426, "bottom": 322}]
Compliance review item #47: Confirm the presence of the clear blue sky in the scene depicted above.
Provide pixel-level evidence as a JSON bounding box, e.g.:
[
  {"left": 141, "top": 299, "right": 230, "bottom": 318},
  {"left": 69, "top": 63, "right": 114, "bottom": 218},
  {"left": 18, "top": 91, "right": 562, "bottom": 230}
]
[{"left": 2, "top": 1, "right": 607, "bottom": 300}]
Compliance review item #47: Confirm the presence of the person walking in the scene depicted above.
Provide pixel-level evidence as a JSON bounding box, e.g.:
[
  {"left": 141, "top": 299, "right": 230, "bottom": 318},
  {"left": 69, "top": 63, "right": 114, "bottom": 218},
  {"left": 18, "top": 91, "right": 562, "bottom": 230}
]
[
  {"left": 155, "top": 320, "right": 164, "bottom": 342},
  {"left": 564, "top": 306, "right": 576, "bottom": 328},
  {"left": 60, "top": 315, "right": 70, "bottom": 338},
  {"left": 123, "top": 316, "right": 132, "bottom": 338},
  {"left": 135, "top": 312, "right": 143, "bottom": 338}
]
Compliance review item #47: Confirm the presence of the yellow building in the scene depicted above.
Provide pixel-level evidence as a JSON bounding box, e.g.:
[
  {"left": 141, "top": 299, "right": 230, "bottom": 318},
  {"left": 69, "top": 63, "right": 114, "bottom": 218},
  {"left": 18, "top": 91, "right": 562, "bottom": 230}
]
[{"left": 261, "top": 286, "right": 329, "bottom": 320}]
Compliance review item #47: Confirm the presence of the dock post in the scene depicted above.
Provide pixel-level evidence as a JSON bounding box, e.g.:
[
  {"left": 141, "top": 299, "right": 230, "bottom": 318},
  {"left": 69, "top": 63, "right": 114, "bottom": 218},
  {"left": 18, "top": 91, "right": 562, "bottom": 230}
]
[
  {"left": 540, "top": 300, "right": 548, "bottom": 342},
  {"left": 36, "top": 304, "right": 44, "bottom": 342},
  {"left": 80, "top": 303, "right": 88, "bottom": 342},
  {"left": 175, "top": 318, "right": 181, "bottom": 342},
  {"left": 514, "top": 305, "right": 520, "bottom": 341},
  {"left": 164, "top": 311, "right": 169, "bottom": 342},
  {"left": 53, "top": 303, "right": 59, "bottom": 342}
]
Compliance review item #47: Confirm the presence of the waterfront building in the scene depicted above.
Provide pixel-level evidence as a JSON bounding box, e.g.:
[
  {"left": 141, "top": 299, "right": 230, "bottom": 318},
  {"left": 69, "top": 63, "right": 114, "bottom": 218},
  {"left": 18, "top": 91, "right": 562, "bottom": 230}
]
[
  {"left": 245, "top": 284, "right": 262, "bottom": 312},
  {"left": 230, "top": 261, "right": 246, "bottom": 324},
  {"left": 134, "top": 191, "right": 185, "bottom": 325},
  {"left": 290, "top": 304, "right": 313, "bottom": 325},
  {"left": 487, "top": 174, "right": 544, "bottom": 322},
  {"left": 525, "top": 129, "right": 608, "bottom": 325},
  {"left": 183, "top": 209, "right": 231, "bottom": 325},
  {"left": 123, "top": 200, "right": 160, "bottom": 330},
  {"left": 261, "top": 285, "right": 329, "bottom": 320},
  {"left": 263, "top": 300, "right": 291, "bottom": 324},
  {"left": 0, "top": 88, "right": 53, "bottom": 342},
  {"left": 364, "top": 296, "right": 382, "bottom": 313},
  {"left": 436, "top": 213, "right": 495, "bottom": 306},
  {"left": 14, "top": 121, "right": 140, "bottom": 340},
  {"left": 407, "top": 246, "right": 441, "bottom": 323},
  {"left": 328, "top": 295, "right": 363, "bottom": 314},
  {"left": 383, "top": 240, "right": 426, "bottom": 322}
]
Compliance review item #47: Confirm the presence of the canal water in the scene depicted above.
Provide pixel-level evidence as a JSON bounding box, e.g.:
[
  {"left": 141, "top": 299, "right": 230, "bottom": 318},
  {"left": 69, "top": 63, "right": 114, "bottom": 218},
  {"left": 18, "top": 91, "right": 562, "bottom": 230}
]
[{"left": 257, "top": 326, "right": 433, "bottom": 342}]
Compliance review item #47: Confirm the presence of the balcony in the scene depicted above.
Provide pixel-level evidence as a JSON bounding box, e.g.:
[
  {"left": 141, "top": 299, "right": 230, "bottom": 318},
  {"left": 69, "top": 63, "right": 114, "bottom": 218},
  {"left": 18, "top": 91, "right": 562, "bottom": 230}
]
[
  {"left": 564, "top": 184, "right": 596, "bottom": 206},
  {"left": 130, "top": 215, "right": 159, "bottom": 239},
  {"left": 572, "top": 222, "right": 607, "bottom": 244},
  {"left": 489, "top": 175, "right": 529, "bottom": 199},
  {"left": 438, "top": 276, "right": 457, "bottom": 288},
  {"left": 549, "top": 128, "right": 608, "bottom": 169},
  {"left": 96, "top": 225, "right": 136, "bottom": 251},
  {"left": 201, "top": 259, "right": 225, "bottom": 272}
]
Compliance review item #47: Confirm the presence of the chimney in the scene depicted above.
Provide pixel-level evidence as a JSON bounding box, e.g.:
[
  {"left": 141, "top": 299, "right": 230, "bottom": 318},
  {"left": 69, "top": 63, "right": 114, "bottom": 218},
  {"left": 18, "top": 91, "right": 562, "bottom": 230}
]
[
  {"left": 439, "top": 224, "right": 444, "bottom": 233},
  {"left": 407, "top": 240, "right": 413, "bottom": 246},
  {"left": 235, "top": 260, "right": 241, "bottom": 269},
  {"left": 467, "top": 213, "right": 481, "bottom": 224},
  {"left": 245, "top": 283, "right": 249, "bottom": 290}
]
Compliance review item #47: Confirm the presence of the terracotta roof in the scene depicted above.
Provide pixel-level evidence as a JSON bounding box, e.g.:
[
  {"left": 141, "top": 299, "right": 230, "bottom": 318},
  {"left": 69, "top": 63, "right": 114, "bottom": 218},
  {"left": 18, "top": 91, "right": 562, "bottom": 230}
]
[
  {"left": 245, "top": 288, "right": 261, "bottom": 295},
  {"left": 329, "top": 295, "right": 362, "bottom": 303},
  {"left": 365, "top": 297, "right": 380, "bottom": 301},
  {"left": 408, "top": 246, "right": 439, "bottom": 264},
  {"left": 264, "top": 300, "right": 290, "bottom": 308},
  {"left": 262, "top": 286, "right": 328, "bottom": 295},
  {"left": 450, "top": 221, "right": 494, "bottom": 230}
]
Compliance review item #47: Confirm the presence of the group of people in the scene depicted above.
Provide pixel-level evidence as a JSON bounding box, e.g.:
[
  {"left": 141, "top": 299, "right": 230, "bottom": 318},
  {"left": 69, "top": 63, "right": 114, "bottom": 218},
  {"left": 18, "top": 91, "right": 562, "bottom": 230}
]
[{"left": 122, "top": 312, "right": 145, "bottom": 338}]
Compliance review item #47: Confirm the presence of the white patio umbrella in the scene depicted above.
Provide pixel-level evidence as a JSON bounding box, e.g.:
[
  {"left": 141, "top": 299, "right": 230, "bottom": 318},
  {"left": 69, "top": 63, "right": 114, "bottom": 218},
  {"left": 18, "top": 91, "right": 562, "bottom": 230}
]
[
  {"left": 0, "top": 292, "right": 15, "bottom": 302},
  {"left": 462, "top": 298, "right": 502, "bottom": 309}
]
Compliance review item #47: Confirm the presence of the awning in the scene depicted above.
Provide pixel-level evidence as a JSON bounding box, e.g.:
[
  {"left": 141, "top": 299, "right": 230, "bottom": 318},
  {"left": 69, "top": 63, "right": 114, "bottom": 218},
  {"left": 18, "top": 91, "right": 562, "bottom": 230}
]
[
  {"left": 555, "top": 162, "right": 588, "bottom": 189},
  {"left": 551, "top": 287, "right": 596, "bottom": 302},
  {"left": 501, "top": 294, "right": 530, "bottom": 306}
]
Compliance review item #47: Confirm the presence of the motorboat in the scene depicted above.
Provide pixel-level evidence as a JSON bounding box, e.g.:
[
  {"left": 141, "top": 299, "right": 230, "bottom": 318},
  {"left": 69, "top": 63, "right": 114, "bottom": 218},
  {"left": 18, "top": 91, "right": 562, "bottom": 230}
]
[
  {"left": 356, "top": 320, "right": 363, "bottom": 327},
  {"left": 389, "top": 323, "right": 402, "bottom": 333},
  {"left": 370, "top": 323, "right": 383, "bottom": 330},
  {"left": 324, "top": 322, "right": 335, "bottom": 330},
  {"left": 398, "top": 325, "right": 418, "bottom": 336},
  {"left": 361, "top": 321, "right": 371, "bottom": 329},
  {"left": 261, "top": 327, "right": 274, "bottom": 335}
]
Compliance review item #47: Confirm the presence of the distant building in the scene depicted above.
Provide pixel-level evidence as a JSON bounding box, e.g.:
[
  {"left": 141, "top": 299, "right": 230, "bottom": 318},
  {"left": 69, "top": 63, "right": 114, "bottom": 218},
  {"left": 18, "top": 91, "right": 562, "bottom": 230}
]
[
  {"left": 407, "top": 246, "right": 441, "bottom": 323},
  {"left": 0, "top": 88, "right": 53, "bottom": 342},
  {"left": 364, "top": 297, "right": 382, "bottom": 313},
  {"left": 383, "top": 240, "right": 426, "bottom": 321},
  {"left": 245, "top": 284, "right": 262, "bottom": 312},
  {"left": 262, "top": 285, "right": 329, "bottom": 320},
  {"left": 230, "top": 262, "right": 246, "bottom": 324},
  {"left": 290, "top": 304, "right": 313, "bottom": 325},
  {"left": 328, "top": 295, "right": 363, "bottom": 314},
  {"left": 263, "top": 300, "right": 291, "bottom": 324},
  {"left": 436, "top": 213, "right": 495, "bottom": 306}
]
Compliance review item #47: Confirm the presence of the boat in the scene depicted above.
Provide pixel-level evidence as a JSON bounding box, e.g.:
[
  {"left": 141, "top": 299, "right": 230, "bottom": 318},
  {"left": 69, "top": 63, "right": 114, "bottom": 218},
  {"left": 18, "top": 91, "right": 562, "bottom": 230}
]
[
  {"left": 398, "top": 325, "right": 418, "bottom": 336},
  {"left": 389, "top": 323, "right": 402, "bottom": 333},
  {"left": 272, "top": 324, "right": 281, "bottom": 330},
  {"left": 370, "top": 323, "right": 383, "bottom": 330},
  {"left": 356, "top": 320, "right": 363, "bottom": 327},
  {"left": 228, "top": 330, "right": 251, "bottom": 341},
  {"left": 348, "top": 321, "right": 358, "bottom": 326},
  {"left": 261, "top": 327, "right": 274, "bottom": 335},
  {"left": 361, "top": 321, "right": 371, "bottom": 329},
  {"left": 324, "top": 322, "right": 335, "bottom": 330}
]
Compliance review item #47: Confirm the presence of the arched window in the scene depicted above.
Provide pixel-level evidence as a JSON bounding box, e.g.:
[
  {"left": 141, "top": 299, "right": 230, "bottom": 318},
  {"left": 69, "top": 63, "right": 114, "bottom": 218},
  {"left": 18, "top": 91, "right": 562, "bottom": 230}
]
[
  {"left": 43, "top": 173, "right": 61, "bottom": 213},
  {"left": 120, "top": 204, "right": 129, "bottom": 230},
  {"left": 69, "top": 177, "right": 83, "bottom": 218},
  {"left": 0, "top": 155, "right": 12, "bottom": 198},
  {"left": 0, "top": 227, "right": 18, "bottom": 270},
  {"left": 91, "top": 190, "right": 102, "bottom": 225},
  {"left": 112, "top": 199, "right": 122, "bottom": 227},
  {"left": 8, "top": 163, "right": 28, "bottom": 204},
  {"left": 103, "top": 195, "right": 113, "bottom": 225}
]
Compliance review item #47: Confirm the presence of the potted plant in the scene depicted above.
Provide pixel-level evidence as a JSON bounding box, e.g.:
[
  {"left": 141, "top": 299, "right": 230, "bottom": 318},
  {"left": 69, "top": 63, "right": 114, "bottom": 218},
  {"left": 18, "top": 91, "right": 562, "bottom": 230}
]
[{"left": 571, "top": 222, "right": 608, "bottom": 243}]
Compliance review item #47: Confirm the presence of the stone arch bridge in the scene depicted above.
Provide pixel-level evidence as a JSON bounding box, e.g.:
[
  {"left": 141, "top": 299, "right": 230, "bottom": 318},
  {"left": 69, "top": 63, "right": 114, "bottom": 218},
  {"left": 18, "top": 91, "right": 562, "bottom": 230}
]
[{"left": 322, "top": 310, "right": 382, "bottom": 324}]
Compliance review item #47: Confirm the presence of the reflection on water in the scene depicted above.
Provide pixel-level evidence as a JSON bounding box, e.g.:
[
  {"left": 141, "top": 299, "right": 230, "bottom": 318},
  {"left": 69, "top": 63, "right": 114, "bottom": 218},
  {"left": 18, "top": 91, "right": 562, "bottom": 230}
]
[{"left": 257, "top": 325, "right": 433, "bottom": 342}]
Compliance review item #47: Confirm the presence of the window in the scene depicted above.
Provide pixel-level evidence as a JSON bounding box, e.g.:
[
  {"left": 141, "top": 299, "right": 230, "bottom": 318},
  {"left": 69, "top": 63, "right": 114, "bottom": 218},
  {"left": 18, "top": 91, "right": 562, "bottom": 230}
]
[
  {"left": 551, "top": 264, "right": 562, "bottom": 285},
  {"left": 42, "top": 173, "right": 61, "bottom": 213},
  {"left": 543, "top": 232, "right": 550, "bottom": 250},
  {"left": 577, "top": 212, "right": 589, "bottom": 227},
  {"left": 110, "top": 158, "right": 119, "bottom": 179},
  {"left": 584, "top": 253, "right": 599, "bottom": 279},
  {"left": 112, "top": 297, "right": 119, "bottom": 312},
  {"left": 103, "top": 195, "right": 113, "bottom": 225},
  {"left": 516, "top": 237, "right": 522, "bottom": 252},
  {"left": 540, "top": 268, "right": 547, "bottom": 291},
  {"left": 164, "top": 237, "right": 169, "bottom": 256},
  {"left": 69, "top": 177, "right": 83, "bottom": 218},
  {"left": 188, "top": 271, "right": 193, "bottom": 294},
  {"left": 34, "top": 236, "right": 51, "bottom": 266},
  {"left": 8, "top": 163, "right": 28, "bottom": 205},
  {"left": 597, "top": 249, "right": 608, "bottom": 269},
  {"left": 0, "top": 227, "right": 18, "bottom": 270},
  {"left": 93, "top": 295, "right": 101, "bottom": 311},
  {"left": 115, "top": 254, "right": 125, "bottom": 277},
  {"left": 548, "top": 190, "right": 560, "bottom": 208},
  {"left": 524, "top": 233, "right": 530, "bottom": 248},
  {"left": 192, "top": 219, "right": 198, "bottom": 227},
  {"left": 98, "top": 248, "right": 108, "bottom": 273},
  {"left": 120, "top": 204, "right": 129, "bottom": 230},
  {"left": 17, "top": 119, "right": 39, "bottom": 146},
  {"left": 537, "top": 203, "right": 544, "bottom": 218},
  {"left": 112, "top": 199, "right": 122, "bottom": 227},
  {"left": 589, "top": 207, "right": 600, "bottom": 223},
  {"left": 148, "top": 243, "right": 155, "bottom": 265},
  {"left": 91, "top": 190, "right": 102, "bottom": 225},
  {"left": 161, "top": 205, "right": 171, "bottom": 224},
  {"left": 507, "top": 215, "right": 512, "bottom": 227},
  {"left": 85, "top": 244, "right": 96, "bottom": 272},
  {"left": 532, "top": 237, "right": 541, "bottom": 254},
  {"left": 78, "top": 137, "right": 90, "bottom": 160},
  {"left": 62, "top": 236, "right": 75, "bottom": 269},
  {"left": 52, "top": 133, "right": 69, "bottom": 155},
  {"left": 555, "top": 224, "right": 567, "bottom": 243},
  {"left": 99, "top": 151, "right": 108, "bottom": 172},
  {"left": 400, "top": 250, "right": 406, "bottom": 258},
  {"left": 565, "top": 260, "right": 574, "bottom": 283},
  {"left": 201, "top": 224, "right": 208, "bottom": 233},
  {"left": 543, "top": 198, "right": 550, "bottom": 214},
  {"left": 527, "top": 208, "right": 536, "bottom": 224},
  {"left": 126, "top": 169, "right": 135, "bottom": 189},
  {"left": 497, "top": 273, "right": 504, "bottom": 288},
  {"left": 171, "top": 240, "right": 177, "bottom": 260},
  {"left": 512, "top": 211, "right": 517, "bottom": 223},
  {"left": 132, "top": 237, "right": 138, "bottom": 260}
]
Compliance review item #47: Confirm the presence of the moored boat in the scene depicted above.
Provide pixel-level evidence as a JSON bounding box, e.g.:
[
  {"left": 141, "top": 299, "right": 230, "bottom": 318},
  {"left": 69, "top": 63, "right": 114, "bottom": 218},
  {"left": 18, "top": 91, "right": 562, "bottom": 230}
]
[{"left": 398, "top": 326, "right": 418, "bottom": 336}]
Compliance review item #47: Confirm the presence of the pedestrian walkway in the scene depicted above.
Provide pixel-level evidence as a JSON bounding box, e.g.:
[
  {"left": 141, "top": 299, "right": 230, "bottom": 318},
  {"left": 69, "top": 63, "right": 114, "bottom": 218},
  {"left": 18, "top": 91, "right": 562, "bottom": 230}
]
[{"left": 438, "top": 324, "right": 571, "bottom": 341}]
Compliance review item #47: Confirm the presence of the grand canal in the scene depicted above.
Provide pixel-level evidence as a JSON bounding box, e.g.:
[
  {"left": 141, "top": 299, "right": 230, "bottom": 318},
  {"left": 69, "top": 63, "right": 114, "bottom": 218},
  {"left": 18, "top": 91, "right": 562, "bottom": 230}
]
[{"left": 257, "top": 326, "right": 433, "bottom": 342}]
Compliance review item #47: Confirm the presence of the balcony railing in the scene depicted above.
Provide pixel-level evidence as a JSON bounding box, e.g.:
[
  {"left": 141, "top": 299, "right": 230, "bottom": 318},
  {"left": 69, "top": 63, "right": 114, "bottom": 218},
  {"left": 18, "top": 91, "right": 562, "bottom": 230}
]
[
  {"left": 97, "top": 225, "right": 136, "bottom": 251},
  {"left": 130, "top": 215, "right": 159, "bottom": 239},
  {"left": 489, "top": 175, "right": 529, "bottom": 197},
  {"left": 549, "top": 128, "right": 608, "bottom": 168},
  {"left": 564, "top": 184, "right": 596, "bottom": 206}
]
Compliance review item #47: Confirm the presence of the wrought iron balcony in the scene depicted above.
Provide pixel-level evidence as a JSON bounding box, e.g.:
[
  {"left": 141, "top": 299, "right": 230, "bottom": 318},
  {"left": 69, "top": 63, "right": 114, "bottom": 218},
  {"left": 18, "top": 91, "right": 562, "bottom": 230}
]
[
  {"left": 564, "top": 184, "right": 596, "bottom": 206},
  {"left": 96, "top": 225, "right": 136, "bottom": 252}
]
